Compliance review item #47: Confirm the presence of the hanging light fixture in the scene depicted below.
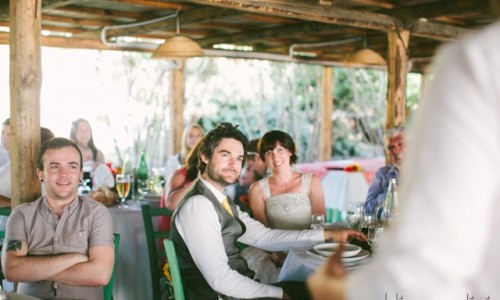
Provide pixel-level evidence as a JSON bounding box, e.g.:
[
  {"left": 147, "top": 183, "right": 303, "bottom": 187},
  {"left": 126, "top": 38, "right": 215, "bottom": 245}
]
[
  {"left": 152, "top": 12, "right": 204, "bottom": 59},
  {"left": 344, "top": 36, "right": 386, "bottom": 66}
]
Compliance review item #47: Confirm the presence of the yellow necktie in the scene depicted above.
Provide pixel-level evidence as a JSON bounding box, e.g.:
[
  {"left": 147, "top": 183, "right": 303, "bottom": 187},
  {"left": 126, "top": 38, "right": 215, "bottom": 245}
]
[{"left": 222, "top": 197, "right": 234, "bottom": 217}]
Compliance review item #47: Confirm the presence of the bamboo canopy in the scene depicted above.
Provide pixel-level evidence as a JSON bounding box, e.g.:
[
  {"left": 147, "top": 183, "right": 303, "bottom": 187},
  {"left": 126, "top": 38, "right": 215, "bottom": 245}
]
[{"left": 3, "top": 0, "right": 496, "bottom": 207}]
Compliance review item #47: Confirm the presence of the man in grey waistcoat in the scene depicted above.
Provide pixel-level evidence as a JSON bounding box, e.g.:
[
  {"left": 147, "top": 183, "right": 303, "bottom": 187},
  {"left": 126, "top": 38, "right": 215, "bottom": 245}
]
[{"left": 171, "top": 122, "right": 366, "bottom": 300}]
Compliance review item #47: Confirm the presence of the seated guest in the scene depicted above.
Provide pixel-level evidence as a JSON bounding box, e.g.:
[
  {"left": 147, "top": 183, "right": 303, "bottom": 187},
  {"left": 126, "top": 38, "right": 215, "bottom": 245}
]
[
  {"left": 364, "top": 125, "right": 405, "bottom": 214},
  {"left": 245, "top": 130, "right": 325, "bottom": 283},
  {"left": 158, "top": 139, "right": 203, "bottom": 231},
  {"left": 163, "top": 139, "right": 203, "bottom": 211},
  {"left": 2, "top": 137, "right": 115, "bottom": 299},
  {"left": 171, "top": 123, "right": 366, "bottom": 300},
  {"left": 70, "top": 118, "right": 105, "bottom": 166},
  {"left": 164, "top": 123, "right": 204, "bottom": 181},
  {"left": 0, "top": 125, "right": 55, "bottom": 206},
  {"left": 233, "top": 165, "right": 262, "bottom": 214},
  {"left": 246, "top": 138, "right": 267, "bottom": 178}
]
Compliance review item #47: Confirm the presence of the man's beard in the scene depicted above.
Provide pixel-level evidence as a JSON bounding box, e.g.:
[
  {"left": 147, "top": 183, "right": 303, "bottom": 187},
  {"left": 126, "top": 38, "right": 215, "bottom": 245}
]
[{"left": 206, "top": 162, "right": 238, "bottom": 187}]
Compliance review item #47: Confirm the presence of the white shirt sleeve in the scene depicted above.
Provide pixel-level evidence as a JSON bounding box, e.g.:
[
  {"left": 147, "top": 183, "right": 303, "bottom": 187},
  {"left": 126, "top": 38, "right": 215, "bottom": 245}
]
[
  {"left": 175, "top": 195, "right": 283, "bottom": 299},
  {"left": 237, "top": 208, "right": 325, "bottom": 251},
  {"left": 347, "top": 23, "right": 500, "bottom": 299},
  {"left": 0, "top": 162, "right": 11, "bottom": 198}
]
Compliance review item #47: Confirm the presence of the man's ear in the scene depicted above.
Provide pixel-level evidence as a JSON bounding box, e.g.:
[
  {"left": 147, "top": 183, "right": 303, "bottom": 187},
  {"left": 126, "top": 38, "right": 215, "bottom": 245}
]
[
  {"left": 200, "top": 154, "right": 209, "bottom": 165},
  {"left": 36, "top": 168, "right": 44, "bottom": 182}
]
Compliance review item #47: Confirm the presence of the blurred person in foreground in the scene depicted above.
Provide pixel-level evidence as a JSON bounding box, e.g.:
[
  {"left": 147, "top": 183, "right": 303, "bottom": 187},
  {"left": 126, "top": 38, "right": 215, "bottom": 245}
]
[
  {"left": 364, "top": 125, "right": 405, "bottom": 214},
  {"left": 170, "top": 123, "right": 366, "bottom": 300},
  {"left": 2, "top": 138, "right": 114, "bottom": 299},
  {"left": 308, "top": 2, "right": 500, "bottom": 299}
]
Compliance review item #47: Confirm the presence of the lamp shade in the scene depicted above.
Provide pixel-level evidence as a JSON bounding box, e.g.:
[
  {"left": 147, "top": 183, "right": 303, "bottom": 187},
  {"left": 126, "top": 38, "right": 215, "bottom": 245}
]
[
  {"left": 344, "top": 48, "right": 386, "bottom": 66},
  {"left": 152, "top": 35, "right": 204, "bottom": 59}
]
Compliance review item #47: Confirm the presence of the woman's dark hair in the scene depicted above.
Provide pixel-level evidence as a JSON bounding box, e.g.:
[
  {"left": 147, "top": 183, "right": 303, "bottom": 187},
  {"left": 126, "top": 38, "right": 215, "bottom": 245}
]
[
  {"left": 258, "top": 130, "right": 298, "bottom": 164},
  {"left": 198, "top": 123, "right": 248, "bottom": 174},
  {"left": 38, "top": 137, "right": 82, "bottom": 171},
  {"left": 70, "top": 118, "right": 99, "bottom": 161}
]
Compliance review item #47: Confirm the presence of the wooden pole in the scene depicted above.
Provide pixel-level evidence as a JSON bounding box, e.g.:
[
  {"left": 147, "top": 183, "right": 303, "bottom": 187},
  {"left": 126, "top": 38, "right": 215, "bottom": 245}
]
[
  {"left": 9, "top": 0, "right": 42, "bottom": 206},
  {"left": 320, "top": 66, "right": 333, "bottom": 161},
  {"left": 386, "top": 30, "right": 410, "bottom": 129},
  {"left": 171, "top": 60, "right": 185, "bottom": 154}
]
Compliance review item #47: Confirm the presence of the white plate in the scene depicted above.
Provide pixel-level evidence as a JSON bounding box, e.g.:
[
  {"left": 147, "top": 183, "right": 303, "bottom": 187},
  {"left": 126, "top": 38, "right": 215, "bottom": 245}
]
[
  {"left": 342, "top": 249, "right": 370, "bottom": 263},
  {"left": 313, "top": 243, "right": 362, "bottom": 258},
  {"left": 306, "top": 248, "right": 370, "bottom": 265}
]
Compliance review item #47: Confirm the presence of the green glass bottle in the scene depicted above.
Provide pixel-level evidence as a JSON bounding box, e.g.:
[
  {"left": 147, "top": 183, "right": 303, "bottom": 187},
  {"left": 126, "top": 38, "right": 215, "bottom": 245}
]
[
  {"left": 136, "top": 151, "right": 149, "bottom": 197},
  {"left": 137, "top": 151, "right": 149, "bottom": 181}
]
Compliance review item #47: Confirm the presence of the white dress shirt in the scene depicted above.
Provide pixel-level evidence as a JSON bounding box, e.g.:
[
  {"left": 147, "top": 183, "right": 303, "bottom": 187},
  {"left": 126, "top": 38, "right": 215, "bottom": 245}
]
[
  {"left": 348, "top": 21, "right": 500, "bottom": 299},
  {"left": 175, "top": 178, "right": 324, "bottom": 299},
  {"left": 0, "top": 161, "right": 11, "bottom": 197}
]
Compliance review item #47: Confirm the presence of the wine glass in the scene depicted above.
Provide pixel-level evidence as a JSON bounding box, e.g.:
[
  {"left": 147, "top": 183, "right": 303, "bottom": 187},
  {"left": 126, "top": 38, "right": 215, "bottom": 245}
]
[
  {"left": 346, "top": 202, "right": 365, "bottom": 231},
  {"left": 137, "top": 178, "right": 150, "bottom": 199},
  {"left": 116, "top": 174, "right": 132, "bottom": 208},
  {"left": 311, "top": 214, "right": 326, "bottom": 229},
  {"left": 367, "top": 224, "right": 384, "bottom": 251}
]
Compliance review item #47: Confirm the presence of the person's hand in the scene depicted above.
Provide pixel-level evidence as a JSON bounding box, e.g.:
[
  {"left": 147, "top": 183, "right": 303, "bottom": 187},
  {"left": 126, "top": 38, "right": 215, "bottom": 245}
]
[
  {"left": 323, "top": 228, "right": 367, "bottom": 243},
  {"left": 307, "top": 243, "right": 347, "bottom": 300},
  {"left": 270, "top": 251, "right": 287, "bottom": 267}
]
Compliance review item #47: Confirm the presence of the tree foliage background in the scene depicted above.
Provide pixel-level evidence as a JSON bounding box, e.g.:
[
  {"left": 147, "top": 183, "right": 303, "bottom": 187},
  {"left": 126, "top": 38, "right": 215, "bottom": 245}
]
[{"left": 95, "top": 53, "right": 421, "bottom": 166}]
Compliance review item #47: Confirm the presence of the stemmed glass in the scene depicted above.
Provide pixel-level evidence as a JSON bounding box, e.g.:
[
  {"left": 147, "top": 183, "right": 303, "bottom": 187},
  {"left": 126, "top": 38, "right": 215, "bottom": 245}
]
[
  {"left": 346, "top": 202, "right": 365, "bottom": 231},
  {"left": 116, "top": 174, "right": 132, "bottom": 208}
]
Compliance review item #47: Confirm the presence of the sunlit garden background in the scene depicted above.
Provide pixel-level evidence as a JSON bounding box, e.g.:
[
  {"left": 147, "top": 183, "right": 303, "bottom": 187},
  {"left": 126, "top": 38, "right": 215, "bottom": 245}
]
[{"left": 0, "top": 45, "right": 422, "bottom": 169}]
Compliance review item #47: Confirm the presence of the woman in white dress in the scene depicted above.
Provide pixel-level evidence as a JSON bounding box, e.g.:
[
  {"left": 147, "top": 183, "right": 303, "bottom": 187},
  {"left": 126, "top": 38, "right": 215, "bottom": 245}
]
[{"left": 244, "top": 130, "right": 325, "bottom": 283}]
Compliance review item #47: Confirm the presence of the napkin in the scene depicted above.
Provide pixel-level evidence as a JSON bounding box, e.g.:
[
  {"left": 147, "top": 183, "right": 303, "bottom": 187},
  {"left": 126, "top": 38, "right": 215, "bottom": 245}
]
[{"left": 93, "top": 163, "right": 115, "bottom": 188}]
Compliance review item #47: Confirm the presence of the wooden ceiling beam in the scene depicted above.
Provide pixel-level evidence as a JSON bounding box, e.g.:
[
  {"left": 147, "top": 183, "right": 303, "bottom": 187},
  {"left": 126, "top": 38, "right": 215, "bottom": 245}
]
[
  {"left": 176, "top": 0, "right": 469, "bottom": 40},
  {"left": 197, "top": 22, "right": 349, "bottom": 47},
  {"left": 389, "top": 0, "right": 491, "bottom": 20},
  {"left": 82, "top": 6, "right": 243, "bottom": 39}
]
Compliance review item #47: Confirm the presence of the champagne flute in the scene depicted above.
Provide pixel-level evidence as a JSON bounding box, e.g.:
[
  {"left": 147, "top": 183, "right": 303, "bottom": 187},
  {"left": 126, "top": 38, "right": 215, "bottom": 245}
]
[{"left": 116, "top": 174, "right": 131, "bottom": 208}]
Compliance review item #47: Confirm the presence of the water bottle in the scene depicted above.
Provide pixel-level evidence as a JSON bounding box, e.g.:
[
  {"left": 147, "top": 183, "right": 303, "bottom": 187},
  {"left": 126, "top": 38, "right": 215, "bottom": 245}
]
[{"left": 376, "top": 178, "right": 398, "bottom": 227}]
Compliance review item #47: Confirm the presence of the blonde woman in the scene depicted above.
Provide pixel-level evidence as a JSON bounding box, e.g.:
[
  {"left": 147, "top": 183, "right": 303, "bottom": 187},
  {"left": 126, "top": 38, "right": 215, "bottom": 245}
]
[{"left": 163, "top": 123, "right": 204, "bottom": 181}]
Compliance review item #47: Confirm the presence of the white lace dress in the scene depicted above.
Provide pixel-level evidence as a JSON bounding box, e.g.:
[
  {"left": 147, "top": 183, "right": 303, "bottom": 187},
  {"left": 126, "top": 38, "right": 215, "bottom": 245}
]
[{"left": 241, "top": 173, "right": 313, "bottom": 283}]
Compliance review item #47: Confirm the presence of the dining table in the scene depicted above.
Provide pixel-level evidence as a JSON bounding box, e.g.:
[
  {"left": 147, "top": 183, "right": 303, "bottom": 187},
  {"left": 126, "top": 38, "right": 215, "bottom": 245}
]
[
  {"left": 278, "top": 223, "right": 372, "bottom": 283},
  {"left": 107, "top": 197, "right": 160, "bottom": 300},
  {"left": 278, "top": 243, "right": 371, "bottom": 283}
]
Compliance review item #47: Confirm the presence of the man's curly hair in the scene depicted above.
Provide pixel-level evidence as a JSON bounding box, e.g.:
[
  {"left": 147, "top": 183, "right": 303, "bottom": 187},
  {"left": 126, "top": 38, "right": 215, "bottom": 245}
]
[{"left": 198, "top": 122, "right": 248, "bottom": 174}]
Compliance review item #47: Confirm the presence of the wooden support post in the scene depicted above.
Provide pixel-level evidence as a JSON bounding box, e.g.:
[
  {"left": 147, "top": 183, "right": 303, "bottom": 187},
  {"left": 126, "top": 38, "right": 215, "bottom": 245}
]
[
  {"left": 9, "top": 0, "right": 42, "bottom": 207},
  {"left": 386, "top": 30, "right": 410, "bottom": 129},
  {"left": 171, "top": 60, "right": 185, "bottom": 154},
  {"left": 320, "top": 66, "right": 333, "bottom": 161}
]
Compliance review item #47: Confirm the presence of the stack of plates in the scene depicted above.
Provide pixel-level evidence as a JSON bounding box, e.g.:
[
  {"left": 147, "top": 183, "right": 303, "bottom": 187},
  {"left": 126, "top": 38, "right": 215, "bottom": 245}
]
[{"left": 307, "top": 243, "right": 370, "bottom": 266}]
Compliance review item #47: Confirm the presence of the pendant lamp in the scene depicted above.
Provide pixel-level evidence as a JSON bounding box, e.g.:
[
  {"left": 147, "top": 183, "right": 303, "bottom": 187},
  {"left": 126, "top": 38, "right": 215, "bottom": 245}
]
[
  {"left": 152, "top": 13, "right": 204, "bottom": 59},
  {"left": 344, "top": 48, "right": 386, "bottom": 66},
  {"left": 344, "top": 36, "right": 386, "bottom": 66}
]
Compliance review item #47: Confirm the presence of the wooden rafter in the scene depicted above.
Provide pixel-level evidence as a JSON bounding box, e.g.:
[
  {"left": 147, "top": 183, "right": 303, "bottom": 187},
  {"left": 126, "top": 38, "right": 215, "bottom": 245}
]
[{"left": 177, "top": 0, "right": 469, "bottom": 39}]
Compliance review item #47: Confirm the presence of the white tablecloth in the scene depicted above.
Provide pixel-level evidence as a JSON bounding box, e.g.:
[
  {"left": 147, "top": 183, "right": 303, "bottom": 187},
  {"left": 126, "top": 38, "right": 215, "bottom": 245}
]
[
  {"left": 278, "top": 247, "right": 369, "bottom": 282},
  {"left": 321, "top": 171, "right": 368, "bottom": 219},
  {"left": 108, "top": 200, "right": 153, "bottom": 300}
]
